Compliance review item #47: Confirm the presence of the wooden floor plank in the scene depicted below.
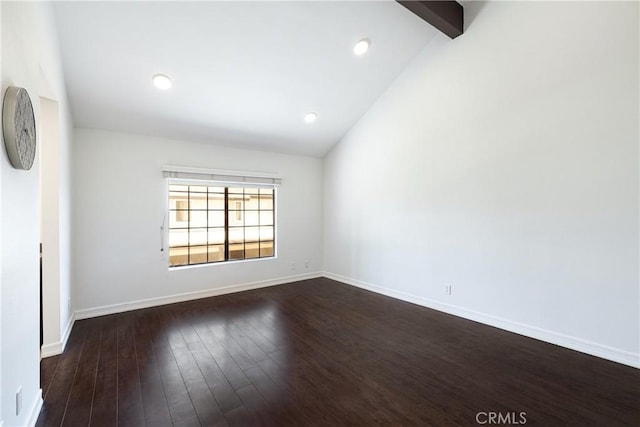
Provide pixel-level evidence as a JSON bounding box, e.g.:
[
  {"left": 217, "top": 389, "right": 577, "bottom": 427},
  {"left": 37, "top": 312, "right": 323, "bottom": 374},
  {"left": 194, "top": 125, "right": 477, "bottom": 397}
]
[
  {"left": 135, "top": 310, "right": 173, "bottom": 427},
  {"left": 40, "top": 354, "right": 60, "bottom": 400},
  {"left": 169, "top": 317, "right": 227, "bottom": 426},
  {"left": 59, "top": 318, "right": 103, "bottom": 426},
  {"left": 36, "top": 320, "right": 90, "bottom": 427},
  {"left": 36, "top": 278, "right": 640, "bottom": 426},
  {"left": 150, "top": 308, "right": 202, "bottom": 426},
  {"left": 116, "top": 314, "right": 145, "bottom": 427},
  {"left": 190, "top": 323, "right": 245, "bottom": 415},
  {"left": 88, "top": 316, "right": 118, "bottom": 426}
]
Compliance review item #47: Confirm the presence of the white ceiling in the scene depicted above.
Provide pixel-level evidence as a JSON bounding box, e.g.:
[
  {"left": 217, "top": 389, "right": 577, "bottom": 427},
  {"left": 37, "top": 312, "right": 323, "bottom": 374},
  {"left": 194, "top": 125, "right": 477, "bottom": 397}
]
[{"left": 53, "top": 1, "right": 438, "bottom": 157}]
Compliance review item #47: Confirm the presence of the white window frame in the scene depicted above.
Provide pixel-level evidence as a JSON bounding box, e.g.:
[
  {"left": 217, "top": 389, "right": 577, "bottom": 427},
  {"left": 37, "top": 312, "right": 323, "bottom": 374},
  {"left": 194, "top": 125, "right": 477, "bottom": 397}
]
[{"left": 163, "top": 165, "right": 281, "bottom": 269}]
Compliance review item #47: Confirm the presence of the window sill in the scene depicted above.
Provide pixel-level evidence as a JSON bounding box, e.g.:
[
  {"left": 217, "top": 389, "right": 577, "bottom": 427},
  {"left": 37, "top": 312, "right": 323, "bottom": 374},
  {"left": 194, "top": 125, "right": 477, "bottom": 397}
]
[{"left": 168, "top": 255, "right": 277, "bottom": 271}]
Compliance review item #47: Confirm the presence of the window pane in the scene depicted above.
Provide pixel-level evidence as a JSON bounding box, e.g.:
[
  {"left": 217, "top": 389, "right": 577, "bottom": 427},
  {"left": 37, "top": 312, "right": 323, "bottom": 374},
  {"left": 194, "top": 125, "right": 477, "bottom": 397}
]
[
  {"left": 169, "top": 184, "right": 188, "bottom": 192},
  {"left": 168, "top": 183, "right": 276, "bottom": 267},
  {"left": 190, "top": 192, "right": 207, "bottom": 210},
  {"left": 208, "top": 228, "right": 225, "bottom": 244},
  {"left": 229, "top": 243, "right": 244, "bottom": 259},
  {"left": 208, "top": 193, "right": 225, "bottom": 210},
  {"left": 169, "top": 247, "right": 189, "bottom": 266},
  {"left": 228, "top": 192, "right": 244, "bottom": 202},
  {"left": 245, "top": 226, "right": 259, "bottom": 242},
  {"left": 169, "top": 191, "right": 188, "bottom": 209},
  {"left": 208, "top": 211, "right": 225, "bottom": 227},
  {"left": 260, "top": 194, "right": 273, "bottom": 209},
  {"left": 190, "top": 211, "right": 207, "bottom": 228},
  {"left": 169, "top": 229, "right": 188, "bottom": 247},
  {"left": 245, "top": 211, "right": 259, "bottom": 226},
  {"left": 245, "top": 194, "right": 259, "bottom": 210},
  {"left": 228, "top": 207, "right": 243, "bottom": 226},
  {"left": 169, "top": 211, "right": 189, "bottom": 228},
  {"left": 229, "top": 227, "right": 244, "bottom": 243},
  {"left": 189, "top": 228, "right": 207, "bottom": 245},
  {"left": 208, "top": 245, "right": 224, "bottom": 262},
  {"left": 245, "top": 242, "right": 259, "bottom": 259},
  {"left": 259, "top": 226, "right": 274, "bottom": 241},
  {"left": 189, "top": 246, "right": 207, "bottom": 264},
  {"left": 259, "top": 211, "right": 273, "bottom": 225},
  {"left": 260, "top": 241, "right": 274, "bottom": 257}
]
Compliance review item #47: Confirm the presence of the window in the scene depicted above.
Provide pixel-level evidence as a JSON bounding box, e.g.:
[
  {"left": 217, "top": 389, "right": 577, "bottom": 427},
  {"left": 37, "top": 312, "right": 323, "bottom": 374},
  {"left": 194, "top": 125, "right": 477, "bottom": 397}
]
[{"left": 168, "top": 183, "right": 275, "bottom": 267}]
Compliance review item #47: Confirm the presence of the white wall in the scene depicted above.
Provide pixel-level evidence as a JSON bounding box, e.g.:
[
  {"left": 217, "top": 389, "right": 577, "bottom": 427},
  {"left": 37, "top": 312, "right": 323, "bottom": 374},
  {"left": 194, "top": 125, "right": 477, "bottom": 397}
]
[
  {"left": 36, "top": 17, "right": 74, "bottom": 361},
  {"left": 0, "top": 3, "right": 4, "bottom": 423},
  {"left": 1, "top": 2, "right": 74, "bottom": 426},
  {"left": 40, "top": 97, "right": 66, "bottom": 357},
  {"left": 324, "top": 1, "right": 639, "bottom": 367},
  {"left": 41, "top": 80, "right": 74, "bottom": 358},
  {"left": 72, "top": 128, "right": 323, "bottom": 313}
]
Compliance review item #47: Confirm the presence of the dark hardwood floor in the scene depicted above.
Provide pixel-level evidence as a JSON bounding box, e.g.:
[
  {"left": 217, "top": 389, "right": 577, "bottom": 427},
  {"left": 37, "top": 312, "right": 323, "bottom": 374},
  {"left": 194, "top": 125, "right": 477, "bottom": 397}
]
[{"left": 37, "top": 278, "right": 639, "bottom": 426}]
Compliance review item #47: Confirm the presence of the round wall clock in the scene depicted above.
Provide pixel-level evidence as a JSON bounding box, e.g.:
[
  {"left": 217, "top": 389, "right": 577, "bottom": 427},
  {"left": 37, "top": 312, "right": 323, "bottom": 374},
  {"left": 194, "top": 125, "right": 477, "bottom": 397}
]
[{"left": 2, "top": 86, "right": 36, "bottom": 170}]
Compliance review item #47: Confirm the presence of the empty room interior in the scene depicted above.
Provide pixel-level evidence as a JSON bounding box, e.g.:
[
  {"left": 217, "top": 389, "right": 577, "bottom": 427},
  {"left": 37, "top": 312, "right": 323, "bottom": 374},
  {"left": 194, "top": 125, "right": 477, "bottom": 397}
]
[{"left": 0, "top": 0, "right": 639, "bottom": 426}]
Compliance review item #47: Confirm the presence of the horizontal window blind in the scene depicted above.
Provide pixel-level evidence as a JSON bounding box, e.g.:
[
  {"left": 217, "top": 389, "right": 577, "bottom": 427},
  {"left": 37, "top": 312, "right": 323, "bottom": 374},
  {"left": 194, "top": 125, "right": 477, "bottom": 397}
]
[{"left": 162, "top": 165, "right": 282, "bottom": 186}]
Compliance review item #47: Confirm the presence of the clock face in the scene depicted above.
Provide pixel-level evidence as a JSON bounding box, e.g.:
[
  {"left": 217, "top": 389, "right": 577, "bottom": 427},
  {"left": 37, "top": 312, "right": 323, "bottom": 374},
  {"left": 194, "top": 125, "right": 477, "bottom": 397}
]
[{"left": 3, "top": 86, "right": 36, "bottom": 170}]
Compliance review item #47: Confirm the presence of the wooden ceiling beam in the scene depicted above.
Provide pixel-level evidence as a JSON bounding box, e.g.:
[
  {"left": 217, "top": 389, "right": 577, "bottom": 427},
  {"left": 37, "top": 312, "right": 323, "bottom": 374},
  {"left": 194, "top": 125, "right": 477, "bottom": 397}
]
[{"left": 397, "top": 1, "right": 464, "bottom": 39}]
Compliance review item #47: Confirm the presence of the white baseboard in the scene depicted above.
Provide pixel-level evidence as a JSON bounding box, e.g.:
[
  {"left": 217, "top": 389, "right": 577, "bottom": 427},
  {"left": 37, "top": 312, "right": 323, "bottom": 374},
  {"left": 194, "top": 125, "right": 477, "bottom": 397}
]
[
  {"left": 323, "top": 272, "right": 640, "bottom": 369},
  {"left": 75, "top": 271, "right": 322, "bottom": 320},
  {"left": 40, "top": 342, "right": 61, "bottom": 359},
  {"left": 41, "top": 312, "right": 76, "bottom": 358},
  {"left": 61, "top": 312, "right": 76, "bottom": 352},
  {"left": 26, "top": 389, "right": 43, "bottom": 427}
]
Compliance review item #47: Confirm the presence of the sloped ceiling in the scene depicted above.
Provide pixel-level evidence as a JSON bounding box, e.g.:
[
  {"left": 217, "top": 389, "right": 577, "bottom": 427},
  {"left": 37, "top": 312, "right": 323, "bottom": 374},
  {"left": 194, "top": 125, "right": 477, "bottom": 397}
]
[{"left": 54, "top": 1, "right": 439, "bottom": 156}]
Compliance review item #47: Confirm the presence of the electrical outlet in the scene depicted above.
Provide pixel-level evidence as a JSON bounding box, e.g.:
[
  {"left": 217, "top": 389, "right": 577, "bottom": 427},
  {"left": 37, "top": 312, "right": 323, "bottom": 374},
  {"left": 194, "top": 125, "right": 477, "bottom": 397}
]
[
  {"left": 291, "top": 262, "right": 296, "bottom": 270},
  {"left": 444, "top": 284, "right": 452, "bottom": 295},
  {"left": 16, "top": 386, "right": 22, "bottom": 416},
  {"left": 304, "top": 261, "right": 309, "bottom": 269}
]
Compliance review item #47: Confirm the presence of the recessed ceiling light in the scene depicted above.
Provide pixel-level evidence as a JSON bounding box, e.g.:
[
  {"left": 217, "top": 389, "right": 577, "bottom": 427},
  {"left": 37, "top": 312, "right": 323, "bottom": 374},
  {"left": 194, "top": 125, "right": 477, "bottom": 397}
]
[
  {"left": 353, "top": 38, "right": 370, "bottom": 56},
  {"left": 304, "top": 112, "right": 317, "bottom": 123},
  {"left": 152, "top": 74, "right": 172, "bottom": 90}
]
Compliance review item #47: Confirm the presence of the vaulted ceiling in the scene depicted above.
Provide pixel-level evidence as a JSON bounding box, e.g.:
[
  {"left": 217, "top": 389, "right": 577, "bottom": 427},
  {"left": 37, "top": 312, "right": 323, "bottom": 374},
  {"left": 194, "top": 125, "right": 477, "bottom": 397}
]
[{"left": 54, "top": 1, "right": 440, "bottom": 156}]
